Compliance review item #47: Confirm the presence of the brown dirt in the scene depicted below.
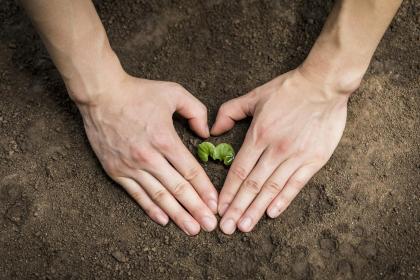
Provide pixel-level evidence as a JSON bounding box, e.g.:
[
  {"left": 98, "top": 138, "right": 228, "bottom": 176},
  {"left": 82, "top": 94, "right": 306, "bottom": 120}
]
[{"left": 0, "top": 0, "right": 419, "bottom": 279}]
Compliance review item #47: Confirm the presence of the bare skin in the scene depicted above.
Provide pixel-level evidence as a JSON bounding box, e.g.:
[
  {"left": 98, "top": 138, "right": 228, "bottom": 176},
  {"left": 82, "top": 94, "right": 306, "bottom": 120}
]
[
  {"left": 20, "top": 0, "right": 402, "bottom": 235},
  {"left": 20, "top": 0, "right": 218, "bottom": 236},
  {"left": 212, "top": 70, "right": 348, "bottom": 234},
  {"left": 215, "top": 0, "right": 403, "bottom": 234}
]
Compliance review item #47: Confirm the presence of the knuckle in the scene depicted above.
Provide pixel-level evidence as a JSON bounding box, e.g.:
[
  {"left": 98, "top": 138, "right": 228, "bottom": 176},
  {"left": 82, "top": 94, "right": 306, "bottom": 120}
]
[
  {"left": 314, "top": 152, "right": 329, "bottom": 165},
  {"left": 152, "top": 131, "right": 174, "bottom": 151},
  {"left": 172, "top": 181, "right": 189, "bottom": 197},
  {"left": 289, "top": 176, "right": 306, "bottom": 188},
  {"left": 171, "top": 207, "right": 187, "bottom": 219},
  {"left": 219, "top": 192, "right": 234, "bottom": 204},
  {"left": 103, "top": 160, "right": 126, "bottom": 178},
  {"left": 264, "top": 180, "right": 283, "bottom": 194},
  {"left": 273, "top": 139, "right": 292, "bottom": 155},
  {"left": 254, "top": 122, "right": 269, "bottom": 139},
  {"left": 283, "top": 188, "right": 298, "bottom": 202},
  {"left": 198, "top": 108, "right": 208, "bottom": 119},
  {"left": 103, "top": 160, "right": 118, "bottom": 176},
  {"left": 243, "top": 178, "right": 261, "bottom": 194},
  {"left": 198, "top": 103, "right": 207, "bottom": 115},
  {"left": 294, "top": 141, "right": 306, "bottom": 155},
  {"left": 148, "top": 209, "right": 161, "bottom": 219},
  {"left": 194, "top": 106, "right": 208, "bottom": 120},
  {"left": 218, "top": 103, "right": 229, "bottom": 115},
  {"left": 230, "top": 165, "right": 248, "bottom": 181},
  {"left": 184, "top": 166, "right": 200, "bottom": 181},
  {"left": 131, "top": 146, "right": 153, "bottom": 164},
  {"left": 144, "top": 208, "right": 153, "bottom": 217},
  {"left": 229, "top": 206, "right": 242, "bottom": 217},
  {"left": 131, "top": 191, "right": 143, "bottom": 202},
  {"left": 277, "top": 190, "right": 291, "bottom": 203},
  {"left": 249, "top": 122, "right": 271, "bottom": 146},
  {"left": 295, "top": 148, "right": 306, "bottom": 158},
  {"left": 152, "top": 189, "right": 167, "bottom": 202},
  {"left": 248, "top": 89, "right": 258, "bottom": 99}
]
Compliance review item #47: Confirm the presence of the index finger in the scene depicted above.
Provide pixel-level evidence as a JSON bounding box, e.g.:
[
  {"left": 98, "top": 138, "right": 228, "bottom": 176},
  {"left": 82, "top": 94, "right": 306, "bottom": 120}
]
[
  {"left": 157, "top": 129, "right": 219, "bottom": 213},
  {"left": 218, "top": 132, "right": 266, "bottom": 216}
]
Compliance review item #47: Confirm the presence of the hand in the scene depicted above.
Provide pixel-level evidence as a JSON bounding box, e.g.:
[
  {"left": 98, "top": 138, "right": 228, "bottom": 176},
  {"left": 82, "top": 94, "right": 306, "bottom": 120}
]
[
  {"left": 77, "top": 75, "right": 218, "bottom": 235},
  {"left": 212, "top": 69, "right": 350, "bottom": 234}
]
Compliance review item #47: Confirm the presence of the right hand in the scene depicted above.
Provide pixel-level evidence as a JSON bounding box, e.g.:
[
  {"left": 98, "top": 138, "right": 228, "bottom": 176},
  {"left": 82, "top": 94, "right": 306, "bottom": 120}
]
[{"left": 76, "top": 74, "right": 218, "bottom": 235}]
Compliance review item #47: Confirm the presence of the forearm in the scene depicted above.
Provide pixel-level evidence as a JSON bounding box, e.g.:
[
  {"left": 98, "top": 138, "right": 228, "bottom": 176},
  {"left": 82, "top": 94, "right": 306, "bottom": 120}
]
[
  {"left": 20, "top": 0, "right": 124, "bottom": 105},
  {"left": 300, "top": 0, "right": 403, "bottom": 94}
]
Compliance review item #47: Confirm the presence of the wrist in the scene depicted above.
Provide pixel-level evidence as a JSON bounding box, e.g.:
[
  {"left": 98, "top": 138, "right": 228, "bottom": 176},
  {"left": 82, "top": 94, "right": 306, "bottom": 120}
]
[
  {"left": 63, "top": 46, "right": 127, "bottom": 107},
  {"left": 299, "top": 51, "right": 365, "bottom": 96},
  {"left": 299, "top": 35, "right": 370, "bottom": 96}
]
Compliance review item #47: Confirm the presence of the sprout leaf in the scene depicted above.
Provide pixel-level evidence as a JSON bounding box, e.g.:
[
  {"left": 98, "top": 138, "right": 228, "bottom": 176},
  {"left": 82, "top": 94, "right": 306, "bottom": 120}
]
[
  {"left": 197, "top": 142, "right": 235, "bottom": 166},
  {"left": 197, "top": 142, "right": 215, "bottom": 162}
]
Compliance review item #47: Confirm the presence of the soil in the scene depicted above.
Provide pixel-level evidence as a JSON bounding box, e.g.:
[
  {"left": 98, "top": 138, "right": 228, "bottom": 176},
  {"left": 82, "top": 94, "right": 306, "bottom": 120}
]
[{"left": 0, "top": 0, "right": 419, "bottom": 279}]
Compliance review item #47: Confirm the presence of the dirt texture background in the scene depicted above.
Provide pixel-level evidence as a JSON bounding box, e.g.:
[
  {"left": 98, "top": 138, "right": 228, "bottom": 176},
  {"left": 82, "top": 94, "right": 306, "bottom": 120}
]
[{"left": 0, "top": 0, "right": 419, "bottom": 279}]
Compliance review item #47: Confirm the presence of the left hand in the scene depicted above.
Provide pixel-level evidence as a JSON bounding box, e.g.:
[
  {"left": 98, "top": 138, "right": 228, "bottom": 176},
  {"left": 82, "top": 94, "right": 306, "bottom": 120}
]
[{"left": 212, "top": 68, "right": 351, "bottom": 234}]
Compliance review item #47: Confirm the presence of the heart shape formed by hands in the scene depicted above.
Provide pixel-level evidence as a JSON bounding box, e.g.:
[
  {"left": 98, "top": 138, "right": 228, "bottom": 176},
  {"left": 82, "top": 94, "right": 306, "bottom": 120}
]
[
  {"left": 22, "top": 0, "right": 398, "bottom": 237},
  {"left": 20, "top": 0, "right": 399, "bottom": 238},
  {"left": 82, "top": 68, "right": 349, "bottom": 236}
]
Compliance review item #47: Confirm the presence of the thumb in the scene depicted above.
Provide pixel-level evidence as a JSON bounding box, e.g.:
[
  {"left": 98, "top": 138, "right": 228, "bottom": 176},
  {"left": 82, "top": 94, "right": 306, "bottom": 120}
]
[
  {"left": 211, "top": 92, "right": 256, "bottom": 136},
  {"left": 175, "top": 86, "right": 210, "bottom": 138}
]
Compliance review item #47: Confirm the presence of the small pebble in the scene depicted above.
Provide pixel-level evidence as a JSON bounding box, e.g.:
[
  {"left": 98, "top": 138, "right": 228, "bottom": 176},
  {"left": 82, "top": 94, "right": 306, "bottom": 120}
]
[{"left": 111, "top": 250, "right": 128, "bottom": 263}]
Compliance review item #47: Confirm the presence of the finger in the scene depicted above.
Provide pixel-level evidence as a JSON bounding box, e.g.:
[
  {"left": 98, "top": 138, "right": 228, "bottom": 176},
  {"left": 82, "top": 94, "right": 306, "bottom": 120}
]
[
  {"left": 133, "top": 170, "right": 201, "bottom": 236},
  {"left": 237, "top": 157, "right": 302, "bottom": 232},
  {"left": 174, "top": 85, "right": 209, "bottom": 138},
  {"left": 146, "top": 155, "right": 218, "bottom": 232},
  {"left": 114, "top": 177, "right": 169, "bottom": 226},
  {"left": 220, "top": 148, "right": 285, "bottom": 234},
  {"left": 267, "top": 164, "right": 321, "bottom": 218},
  {"left": 158, "top": 129, "right": 218, "bottom": 213},
  {"left": 218, "top": 130, "right": 266, "bottom": 217},
  {"left": 211, "top": 91, "right": 257, "bottom": 136}
]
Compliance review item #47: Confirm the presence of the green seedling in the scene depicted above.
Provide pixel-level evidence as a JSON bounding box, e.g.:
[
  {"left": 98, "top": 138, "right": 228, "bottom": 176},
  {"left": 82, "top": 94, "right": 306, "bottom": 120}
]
[
  {"left": 197, "top": 141, "right": 235, "bottom": 166},
  {"left": 197, "top": 142, "right": 215, "bottom": 162}
]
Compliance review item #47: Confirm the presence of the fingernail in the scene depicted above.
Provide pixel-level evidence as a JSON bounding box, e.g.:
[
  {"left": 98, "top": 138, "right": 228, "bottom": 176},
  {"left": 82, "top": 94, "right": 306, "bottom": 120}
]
[
  {"left": 267, "top": 206, "right": 280, "bottom": 218},
  {"left": 208, "top": 199, "right": 218, "bottom": 213},
  {"left": 155, "top": 214, "right": 169, "bottom": 226},
  {"left": 219, "top": 203, "right": 229, "bottom": 216},
  {"left": 201, "top": 123, "right": 210, "bottom": 137},
  {"left": 238, "top": 216, "right": 252, "bottom": 231},
  {"left": 183, "top": 221, "right": 199, "bottom": 236},
  {"left": 202, "top": 216, "right": 217, "bottom": 232},
  {"left": 221, "top": 218, "right": 236, "bottom": 234}
]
